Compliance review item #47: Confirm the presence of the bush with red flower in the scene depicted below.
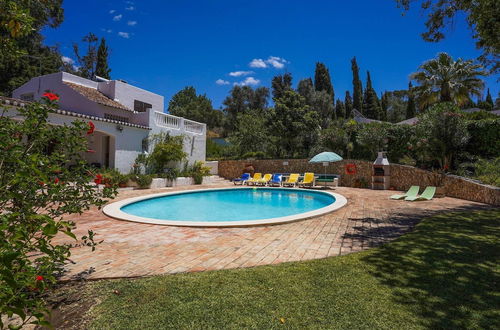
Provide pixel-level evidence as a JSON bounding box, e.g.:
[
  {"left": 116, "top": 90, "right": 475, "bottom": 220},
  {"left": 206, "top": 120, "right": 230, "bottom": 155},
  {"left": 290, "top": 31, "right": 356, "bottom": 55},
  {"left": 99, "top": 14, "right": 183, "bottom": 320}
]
[{"left": 0, "top": 96, "right": 117, "bottom": 327}]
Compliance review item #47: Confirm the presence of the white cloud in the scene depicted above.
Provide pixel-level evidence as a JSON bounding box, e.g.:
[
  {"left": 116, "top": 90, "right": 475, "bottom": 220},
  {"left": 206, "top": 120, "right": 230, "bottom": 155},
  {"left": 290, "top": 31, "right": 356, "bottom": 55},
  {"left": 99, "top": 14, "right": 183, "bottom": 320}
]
[
  {"left": 249, "top": 58, "right": 267, "bottom": 68},
  {"left": 127, "top": 20, "right": 137, "bottom": 26},
  {"left": 229, "top": 70, "right": 254, "bottom": 77},
  {"left": 113, "top": 14, "right": 122, "bottom": 21},
  {"left": 235, "top": 77, "right": 260, "bottom": 86},
  {"left": 118, "top": 32, "right": 130, "bottom": 39},
  {"left": 109, "top": 9, "right": 116, "bottom": 14},
  {"left": 266, "top": 56, "right": 287, "bottom": 69},
  {"left": 249, "top": 56, "right": 288, "bottom": 69},
  {"left": 101, "top": 28, "right": 113, "bottom": 33},
  {"left": 216, "top": 79, "right": 230, "bottom": 85},
  {"left": 125, "top": 6, "right": 135, "bottom": 11},
  {"left": 61, "top": 56, "right": 74, "bottom": 65}
]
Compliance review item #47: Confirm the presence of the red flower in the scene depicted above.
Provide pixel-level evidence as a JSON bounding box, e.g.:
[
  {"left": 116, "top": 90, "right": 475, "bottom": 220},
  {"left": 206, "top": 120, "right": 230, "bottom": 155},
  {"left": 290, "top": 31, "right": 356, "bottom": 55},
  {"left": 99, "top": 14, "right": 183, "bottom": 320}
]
[
  {"left": 87, "top": 121, "right": 95, "bottom": 135},
  {"left": 87, "top": 149, "right": 96, "bottom": 153},
  {"left": 36, "top": 275, "right": 44, "bottom": 281},
  {"left": 443, "top": 164, "right": 449, "bottom": 170},
  {"left": 42, "top": 92, "right": 59, "bottom": 101},
  {"left": 54, "top": 178, "right": 60, "bottom": 184},
  {"left": 94, "top": 174, "right": 103, "bottom": 185},
  {"left": 38, "top": 181, "right": 45, "bottom": 186}
]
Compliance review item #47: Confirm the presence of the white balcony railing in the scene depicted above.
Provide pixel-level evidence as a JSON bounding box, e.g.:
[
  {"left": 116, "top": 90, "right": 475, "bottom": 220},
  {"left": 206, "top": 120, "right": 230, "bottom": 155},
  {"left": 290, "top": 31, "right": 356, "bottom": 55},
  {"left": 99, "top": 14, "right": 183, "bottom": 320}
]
[
  {"left": 155, "top": 111, "right": 180, "bottom": 129},
  {"left": 154, "top": 111, "right": 205, "bottom": 135},
  {"left": 184, "top": 119, "right": 205, "bottom": 134}
]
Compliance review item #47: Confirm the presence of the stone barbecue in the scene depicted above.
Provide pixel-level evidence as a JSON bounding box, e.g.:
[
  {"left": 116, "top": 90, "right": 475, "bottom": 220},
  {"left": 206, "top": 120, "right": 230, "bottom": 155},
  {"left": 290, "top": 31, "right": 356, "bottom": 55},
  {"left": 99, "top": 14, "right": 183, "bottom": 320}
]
[{"left": 372, "top": 152, "right": 390, "bottom": 190}]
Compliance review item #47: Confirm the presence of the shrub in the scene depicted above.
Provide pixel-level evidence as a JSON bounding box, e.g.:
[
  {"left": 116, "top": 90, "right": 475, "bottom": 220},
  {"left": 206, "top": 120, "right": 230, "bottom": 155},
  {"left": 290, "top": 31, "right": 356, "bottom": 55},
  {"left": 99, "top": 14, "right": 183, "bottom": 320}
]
[
  {"left": 0, "top": 96, "right": 116, "bottom": 327},
  {"left": 129, "top": 174, "right": 152, "bottom": 189},
  {"left": 100, "top": 168, "right": 128, "bottom": 187},
  {"left": 142, "top": 132, "right": 187, "bottom": 174},
  {"left": 466, "top": 119, "right": 500, "bottom": 158},
  {"left": 473, "top": 157, "right": 500, "bottom": 187}
]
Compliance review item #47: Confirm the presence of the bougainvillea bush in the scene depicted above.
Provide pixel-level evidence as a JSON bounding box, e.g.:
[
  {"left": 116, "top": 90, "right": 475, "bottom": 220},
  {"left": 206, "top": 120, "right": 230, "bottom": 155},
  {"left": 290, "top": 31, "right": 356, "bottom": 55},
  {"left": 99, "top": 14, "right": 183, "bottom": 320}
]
[{"left": 0, "top": 95, "right": 116, "bottom": 327}]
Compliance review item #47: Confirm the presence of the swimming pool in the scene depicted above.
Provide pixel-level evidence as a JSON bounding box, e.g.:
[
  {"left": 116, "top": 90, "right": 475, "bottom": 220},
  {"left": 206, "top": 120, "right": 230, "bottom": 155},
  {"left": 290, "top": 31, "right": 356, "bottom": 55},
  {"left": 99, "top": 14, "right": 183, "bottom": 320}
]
[{"left": 103, "top": 187, "right": 347, "bottom": 227}]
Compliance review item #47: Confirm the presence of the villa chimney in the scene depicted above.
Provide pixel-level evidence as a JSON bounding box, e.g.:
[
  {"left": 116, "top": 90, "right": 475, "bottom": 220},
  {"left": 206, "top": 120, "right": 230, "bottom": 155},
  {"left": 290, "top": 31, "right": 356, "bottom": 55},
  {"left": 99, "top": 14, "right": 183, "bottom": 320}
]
[{"left": 372, "top": 152, "right": 390, "bottom": 190}]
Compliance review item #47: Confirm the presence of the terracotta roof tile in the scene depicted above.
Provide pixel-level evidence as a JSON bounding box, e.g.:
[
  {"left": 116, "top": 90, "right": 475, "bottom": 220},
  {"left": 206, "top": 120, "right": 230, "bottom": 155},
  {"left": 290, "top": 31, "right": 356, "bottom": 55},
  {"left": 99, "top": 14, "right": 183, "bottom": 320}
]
[
  {"left": 64, "top": 82, "right": 132, "bottom": 111},
  {"left": 0, "top": 96, "right": 150, "bottom": 130}
]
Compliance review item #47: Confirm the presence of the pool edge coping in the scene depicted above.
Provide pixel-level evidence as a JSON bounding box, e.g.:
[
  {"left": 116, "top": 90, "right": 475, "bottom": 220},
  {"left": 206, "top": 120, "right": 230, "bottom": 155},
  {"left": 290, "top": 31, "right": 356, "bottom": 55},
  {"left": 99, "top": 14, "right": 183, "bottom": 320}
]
[{"left": 102, "top": 187, "right": 348, "bottom": 227}]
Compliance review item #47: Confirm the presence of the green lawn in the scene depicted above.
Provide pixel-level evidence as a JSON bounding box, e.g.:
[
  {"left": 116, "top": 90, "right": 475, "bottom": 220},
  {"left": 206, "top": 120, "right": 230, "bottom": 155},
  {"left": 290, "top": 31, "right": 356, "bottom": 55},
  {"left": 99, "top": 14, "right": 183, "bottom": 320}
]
[{"left": 82, "top": 209, "right": 499, "bottom": 329}]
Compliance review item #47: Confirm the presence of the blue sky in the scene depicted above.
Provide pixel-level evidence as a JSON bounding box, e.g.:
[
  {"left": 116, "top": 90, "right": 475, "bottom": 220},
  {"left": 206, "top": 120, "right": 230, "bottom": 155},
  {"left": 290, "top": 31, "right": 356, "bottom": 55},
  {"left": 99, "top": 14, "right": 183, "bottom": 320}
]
[{"left": 44, "top": 0, "right": 499, "bottom": 110}]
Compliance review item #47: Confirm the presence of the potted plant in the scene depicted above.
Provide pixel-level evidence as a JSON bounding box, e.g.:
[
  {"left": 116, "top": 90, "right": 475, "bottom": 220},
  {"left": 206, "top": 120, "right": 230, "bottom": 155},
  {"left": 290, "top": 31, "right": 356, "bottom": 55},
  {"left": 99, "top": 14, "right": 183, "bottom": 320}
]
[{"left": 190, "top": 161, "right": 211, "bottom": 185}]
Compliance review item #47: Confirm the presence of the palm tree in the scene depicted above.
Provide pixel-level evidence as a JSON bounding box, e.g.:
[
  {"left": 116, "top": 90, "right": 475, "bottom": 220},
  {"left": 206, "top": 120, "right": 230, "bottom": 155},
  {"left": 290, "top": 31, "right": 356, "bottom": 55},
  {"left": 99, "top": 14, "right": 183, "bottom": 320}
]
[{"left": 410, "top": 53, "right": 486, "bottom": 110}]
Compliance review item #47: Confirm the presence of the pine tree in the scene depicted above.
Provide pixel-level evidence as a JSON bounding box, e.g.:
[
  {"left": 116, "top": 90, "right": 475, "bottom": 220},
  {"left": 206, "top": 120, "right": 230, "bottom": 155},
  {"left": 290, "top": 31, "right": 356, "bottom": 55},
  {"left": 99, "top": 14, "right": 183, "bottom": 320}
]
[
  {"left": 335, "top": 99, "right": 346, "bottom": 119},
  {"left": 344, "top": 91, "right": 353, "bottom": 118},
  {"left": 314, "top": 62, "right": 334, "bottom": 101},
  {"left": 95, "top": 38, "right": 111, "bottom": 79},
  {"left": 351, "top": 57, "right": 363, "bottom": 113},
  {"left": 362, "top": 71, "right": 381, "bottom": 119},
  {"left": 485, "top": 88, "right": 494, "bottom": 110},
  {"left": 406, "top": 82, "right": 416, "bottom": 119}
]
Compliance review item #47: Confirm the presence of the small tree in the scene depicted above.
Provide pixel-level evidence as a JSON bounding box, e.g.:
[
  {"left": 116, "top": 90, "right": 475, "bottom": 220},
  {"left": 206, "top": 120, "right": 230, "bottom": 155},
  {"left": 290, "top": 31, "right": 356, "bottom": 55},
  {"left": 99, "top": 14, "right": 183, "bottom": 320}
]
[
  {"left": 0, "top": 95, "right": 116, "bottom": 327},
  {"left": 414, "top": 102, "right": 470, "bottom": 169},
  {"left": 144, "top": 132, "right": 187, "bottom": 174},
  {"left": 356, "top": 122, "right": 390, "bottom": 159}
]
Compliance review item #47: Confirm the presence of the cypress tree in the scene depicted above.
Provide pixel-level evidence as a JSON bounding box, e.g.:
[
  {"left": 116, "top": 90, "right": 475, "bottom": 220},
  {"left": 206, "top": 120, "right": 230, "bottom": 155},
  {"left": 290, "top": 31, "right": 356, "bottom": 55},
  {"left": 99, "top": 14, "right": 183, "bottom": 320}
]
[
  {"left": 314, "top": 62, "right": 334, "bottom": 101},
  {"left": 485, "top": 88, "right": 494, "bottom": 110},
  {"left": 406, "top": 82, "right": 416, "bottom": 119},
  {"left": 351, "top": 57, "right": 363, "bottom": 113},
  {"left": 362, "top": 71, "right": 381, "bottom": 119},
  {"left": 96, "top": 38, "right": 111, "bottom": 79},
  {"left": 335, "top": 99, "right": 346, "bottom": 119},
  {"left": 380, "top": 92, "right": 388, "bottom": 122},
  {"left": 344, "top": 91, "right": 353, "bottom": 118}
]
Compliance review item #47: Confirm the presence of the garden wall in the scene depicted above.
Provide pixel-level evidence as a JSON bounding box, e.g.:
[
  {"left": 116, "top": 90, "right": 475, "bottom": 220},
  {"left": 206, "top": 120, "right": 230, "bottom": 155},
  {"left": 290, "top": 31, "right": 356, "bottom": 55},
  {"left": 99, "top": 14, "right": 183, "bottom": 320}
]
[{"left": 218, "top": 159, "right": 500, "bottom": 206}]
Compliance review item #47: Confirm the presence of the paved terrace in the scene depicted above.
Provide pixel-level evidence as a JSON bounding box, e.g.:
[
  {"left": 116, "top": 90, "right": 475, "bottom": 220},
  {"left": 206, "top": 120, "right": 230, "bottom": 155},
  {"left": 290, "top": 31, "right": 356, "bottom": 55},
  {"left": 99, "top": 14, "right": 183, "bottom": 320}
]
[{"left": 57, "top": 184, "right": 490, "bottom": 280}]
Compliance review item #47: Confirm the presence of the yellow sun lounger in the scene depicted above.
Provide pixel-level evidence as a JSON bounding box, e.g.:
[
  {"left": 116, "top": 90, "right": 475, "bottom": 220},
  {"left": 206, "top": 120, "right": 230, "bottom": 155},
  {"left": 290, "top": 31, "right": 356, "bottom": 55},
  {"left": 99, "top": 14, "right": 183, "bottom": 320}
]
[
  {"left": 246, "top": 173, "right": 262, "bottom": 185},
  {"left": 256, "top": 173, "right": 272, "bottom": 186},
  {"left": 282, "top": 173, "right": 300, "bottom": 187},
  {"left": 299, "top": 172, "right": 315, "bottom": 187}
]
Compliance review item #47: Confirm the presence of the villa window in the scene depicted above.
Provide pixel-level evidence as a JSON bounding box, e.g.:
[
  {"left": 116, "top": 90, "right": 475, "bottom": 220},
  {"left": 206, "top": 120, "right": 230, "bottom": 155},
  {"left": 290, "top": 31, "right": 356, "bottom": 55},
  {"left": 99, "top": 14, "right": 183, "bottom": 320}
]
[
  {"left": 134, "top": 100, "right": 152, "bottom": 112},
  {"left": 20, "top": 93, "right": 34, "bottom": 101}
]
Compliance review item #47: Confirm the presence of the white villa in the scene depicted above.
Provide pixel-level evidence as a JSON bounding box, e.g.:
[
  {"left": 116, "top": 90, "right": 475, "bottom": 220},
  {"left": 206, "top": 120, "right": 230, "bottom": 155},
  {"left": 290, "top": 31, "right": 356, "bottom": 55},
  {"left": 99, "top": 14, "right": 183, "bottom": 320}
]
[{"left": 3, "top": 72, "right": 206, "bottom": 173}]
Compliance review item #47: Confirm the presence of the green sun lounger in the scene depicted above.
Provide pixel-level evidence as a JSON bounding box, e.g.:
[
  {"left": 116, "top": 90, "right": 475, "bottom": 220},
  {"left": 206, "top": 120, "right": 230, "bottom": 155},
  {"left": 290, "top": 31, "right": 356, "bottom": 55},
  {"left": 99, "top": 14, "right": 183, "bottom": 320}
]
[
  {"left": 405, "top": 186, "right": 436, "bottom": 201},
  {"left": 390, "top": 185, "right": 419, "bottom": 200}
]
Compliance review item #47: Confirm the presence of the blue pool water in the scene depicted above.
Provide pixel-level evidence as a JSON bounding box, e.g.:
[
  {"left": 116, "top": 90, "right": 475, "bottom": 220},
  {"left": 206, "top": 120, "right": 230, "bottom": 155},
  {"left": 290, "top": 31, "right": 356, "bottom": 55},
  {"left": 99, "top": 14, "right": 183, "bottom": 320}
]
[{"left": 121, "top": 188, "right": 336, "bottom": 222}]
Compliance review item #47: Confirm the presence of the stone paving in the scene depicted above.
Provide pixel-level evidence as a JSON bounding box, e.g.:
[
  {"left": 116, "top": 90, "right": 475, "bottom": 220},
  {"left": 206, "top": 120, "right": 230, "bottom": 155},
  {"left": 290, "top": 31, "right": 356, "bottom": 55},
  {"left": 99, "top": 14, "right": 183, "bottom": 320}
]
[{"left": 57, "top": 184, "right": 490, "bottom": 280}]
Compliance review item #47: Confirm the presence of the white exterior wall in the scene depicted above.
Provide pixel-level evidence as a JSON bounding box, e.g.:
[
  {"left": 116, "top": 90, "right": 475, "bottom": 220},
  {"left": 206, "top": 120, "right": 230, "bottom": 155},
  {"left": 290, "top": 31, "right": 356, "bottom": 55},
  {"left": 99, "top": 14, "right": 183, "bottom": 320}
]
[{"left": 11, "top": 72, "right": 206, "bottom": 173}]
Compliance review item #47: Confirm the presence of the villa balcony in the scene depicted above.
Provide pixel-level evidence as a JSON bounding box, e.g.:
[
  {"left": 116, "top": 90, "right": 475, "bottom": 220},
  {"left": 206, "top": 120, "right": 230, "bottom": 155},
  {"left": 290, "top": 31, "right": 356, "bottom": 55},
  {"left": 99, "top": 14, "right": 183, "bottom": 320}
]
[{"left": 154, "top": 111, "right": 205, "bottom": 135}]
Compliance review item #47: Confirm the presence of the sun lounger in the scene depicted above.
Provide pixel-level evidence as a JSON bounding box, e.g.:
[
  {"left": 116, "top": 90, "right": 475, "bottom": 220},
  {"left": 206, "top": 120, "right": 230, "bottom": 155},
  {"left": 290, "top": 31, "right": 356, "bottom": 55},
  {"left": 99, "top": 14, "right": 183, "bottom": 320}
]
[
  {"left": 282, "top": 173, "right": 300, "bottom": 187},
  {"left": 390, "top": 186, "right": 419, "bottom": 200},
  {"left": 256, "top": 173, "right": 272, "bottom": 186},
  {"left": 268, "top": 174, "right": 283, "bottom": 187},
  {"left": 405, "top": 186, "right": 436, "bottom": 201},
  {"left": 298, "top": 172, "right": 315, "bottom": 187},
  {"left": 246, "top": 173, "right": 262, "bottom": 185},
  {"left": 233, "top": 173, "right": 250, "bottom": 185}
]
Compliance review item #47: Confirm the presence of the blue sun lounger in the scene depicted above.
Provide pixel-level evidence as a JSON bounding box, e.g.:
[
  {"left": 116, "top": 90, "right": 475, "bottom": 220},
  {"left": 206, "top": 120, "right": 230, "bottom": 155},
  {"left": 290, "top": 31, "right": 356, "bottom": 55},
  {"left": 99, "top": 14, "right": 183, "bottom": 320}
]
[
  {"left": 268, "top": 173, "right": 283, "bottom": 187},
  {"left": 233, "top": 173, "right": 251, "bottom": 185}
]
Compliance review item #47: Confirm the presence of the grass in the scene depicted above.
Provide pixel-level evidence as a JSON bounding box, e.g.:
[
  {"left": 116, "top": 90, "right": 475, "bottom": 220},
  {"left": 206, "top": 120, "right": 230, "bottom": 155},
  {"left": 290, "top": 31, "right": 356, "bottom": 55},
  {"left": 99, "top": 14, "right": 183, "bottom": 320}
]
[{"left": 76, "top": 209, "right": 499, "bottom": 329}]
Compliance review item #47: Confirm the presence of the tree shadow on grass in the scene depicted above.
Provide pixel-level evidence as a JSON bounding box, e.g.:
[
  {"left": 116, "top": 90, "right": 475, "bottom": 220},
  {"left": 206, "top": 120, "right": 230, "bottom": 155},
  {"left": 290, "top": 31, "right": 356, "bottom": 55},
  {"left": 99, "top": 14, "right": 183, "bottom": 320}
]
[{"left": 359, "top": 206, "right": 500, "bottom": 329}]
